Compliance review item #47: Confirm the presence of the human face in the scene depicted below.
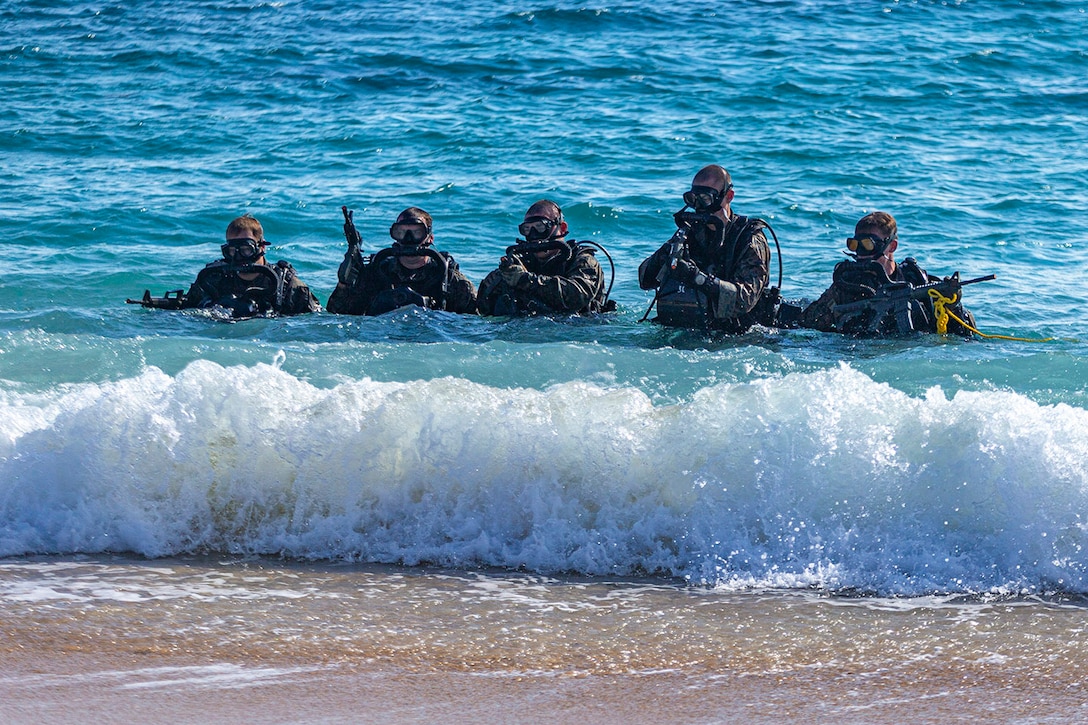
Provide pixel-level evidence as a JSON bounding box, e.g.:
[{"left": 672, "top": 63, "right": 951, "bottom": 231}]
[
  {"left": 520, "top": 212, "right": 566, "bottom": 261},
  {"left": 390, "top": 222, "right": 431, "bottom": 246},
  {"left": 684, "top": 184, "right": 726, "bottom": 213},
  {"left": 398, "top": 252, "right": 430, "bottom": 270}
]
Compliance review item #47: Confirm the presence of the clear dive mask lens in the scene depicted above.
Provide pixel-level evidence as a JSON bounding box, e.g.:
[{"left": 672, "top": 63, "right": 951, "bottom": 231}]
[
  {"left": 390, "top": 223, "right": 431, "bottom": 245},
  {"left": 221, "top": 238, "right": 262, "bottom": 263},
  {"left": 517, "top": 217, "right": 559, "bottom": 242}
]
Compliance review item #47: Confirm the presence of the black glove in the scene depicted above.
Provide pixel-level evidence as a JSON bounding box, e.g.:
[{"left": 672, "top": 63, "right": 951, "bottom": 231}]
[
  {"left": 369, "top": 286, "right": 429, "bottom": 315},
  {"left": 338, "top": 251, "right": 362, "bottom": 286},
  {"left": 672, "top": 257, "right": 703, "bottom": 285}
]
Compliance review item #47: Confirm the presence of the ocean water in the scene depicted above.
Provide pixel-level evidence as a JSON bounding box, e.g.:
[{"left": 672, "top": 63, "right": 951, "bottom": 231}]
[{"left": 3, "top": 0, "right": 1088, "bottom": 719}]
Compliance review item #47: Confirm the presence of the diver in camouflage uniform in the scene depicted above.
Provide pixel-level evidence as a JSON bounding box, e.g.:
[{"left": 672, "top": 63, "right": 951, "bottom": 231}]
[
  {"left": 800, "top": 211, "right": 975, "bottom": 336},
  {"left": 327, "top": 207, "right": 477, "bottom": 316},
  {"left": 477, "top": 200, "right": 610, "bottom": 316},
  {"left": 638, "top": 165, "right": 772, "bottom": 333},
  {"left": 182, "top": 215, "right": 320, "bottom": 318}
]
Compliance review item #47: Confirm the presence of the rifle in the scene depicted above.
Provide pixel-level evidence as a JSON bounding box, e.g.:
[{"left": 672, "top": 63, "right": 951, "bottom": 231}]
[
  {"left": 655, "top": 226, "right": 689, "bottom": 286},
  {"left": 834, "top": 272, "right": 995, "bottom": 335},
  {"left": 340, "top": 205, "right": 364, "bottom": 287},
  {"left": 126, "top": 289, "right": 187, "bottom": 310}
]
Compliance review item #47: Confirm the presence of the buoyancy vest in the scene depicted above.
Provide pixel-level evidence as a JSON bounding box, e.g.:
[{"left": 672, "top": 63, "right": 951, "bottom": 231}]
[
  {"left": 655, "top": 215, "right": 773, "bottom": 331},
  {"left": 830, "top": 257, "right": 935, "bottom": 335},
  {"left": 190, "top": 260, "right": 293, "bottom": 317},
  {"left": 494, "top": 241, "right": 611, "bottom": 315},
  {"left": 364, "top": 247, "right": 453, "bottom": 313}
]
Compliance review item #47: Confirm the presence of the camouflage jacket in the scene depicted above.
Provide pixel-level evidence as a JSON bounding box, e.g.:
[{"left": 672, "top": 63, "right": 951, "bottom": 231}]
[
  {"left": 326, "top": 250, "right": 477, "bottom": 316},
  {"left": 638, "top": 214, "right": 770, "bottom": 331},
  {"left": 477, "top": 244, "right": 607, "bottom": 316}
]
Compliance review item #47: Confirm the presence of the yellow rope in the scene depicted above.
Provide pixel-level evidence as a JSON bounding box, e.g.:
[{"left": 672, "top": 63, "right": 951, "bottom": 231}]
[
  {"left": 927, "top": 288, "right": 1055, "bottom": 342},
  {"left": 929, "top": 287, "right": 956, "bottom": 334}
]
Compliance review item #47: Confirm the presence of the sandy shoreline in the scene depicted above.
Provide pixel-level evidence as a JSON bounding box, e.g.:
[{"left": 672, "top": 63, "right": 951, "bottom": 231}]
[
  {"left": 4, "top": 557, "right": 1087, "bottom": 723},
  {"left": 3, "top": 631, "right": 1084, "bottom": 723}
]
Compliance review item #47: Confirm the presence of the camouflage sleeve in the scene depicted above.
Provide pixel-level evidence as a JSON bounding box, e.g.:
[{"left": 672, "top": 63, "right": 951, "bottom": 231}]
[
  {"left": 799, "top": 284, "right": 839, "bottom": 332},
  {"left": 638, "top": 243, "right": 671, "bottom": 290},
  {"left": 284, "top": 275, "right": 321, "bottom": 315},
  {"left": 181, "top": 280, "right": 204, "bottom": 309},
  {"left": 475, "top": 268, "right": 506, "bottom": 316},
  {"left": 443, "top": 267, "right": 478, "bottom": 314},
  {"left": 708, "top": 231, "right": 769, "bottom": 320},
  {"left": 520, "top": 251, "right": 603, "bottom": 313},
  {"left": 326, "top": 278, "right": 370, "bottom": 315}
]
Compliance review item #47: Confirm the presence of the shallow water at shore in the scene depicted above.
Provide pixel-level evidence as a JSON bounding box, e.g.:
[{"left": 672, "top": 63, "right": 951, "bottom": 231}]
[{"left": 3, "top": 556, "right": 1087, "bottom": 722}]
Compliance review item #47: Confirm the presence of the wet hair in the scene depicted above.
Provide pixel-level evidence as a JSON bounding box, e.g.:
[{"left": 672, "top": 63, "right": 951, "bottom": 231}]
[
  {"left": 525, "top": 199, "right": 563, "bottom": 222},
  {"left": 692, "top": 164, "right": 732, "bottom": 192},
  {"left": 396, "top": 207, "right": 433, "bottom": 231},
  {"left": 225, "top": 215, "right": 263, "bottom": 241},
  {"left": 855, "top": 211, "right": 897, "bottom": 240}
]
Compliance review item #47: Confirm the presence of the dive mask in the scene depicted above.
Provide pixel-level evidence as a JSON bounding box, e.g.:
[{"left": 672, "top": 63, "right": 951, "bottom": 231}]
[
  {"left": 221, "top": 237, "right": 263, "bottom": 264},
  {"left": 846, "top": 233, "right": 895, "bottom": 258},
  {"left": 683, "top": 184, "right": 730, "bottom": 213},
  {"left": 390, "top": 221, "right": 432, "bottom": 246},
  {"left": 518, "top": 216, "right": 561, "bottom": 242}
]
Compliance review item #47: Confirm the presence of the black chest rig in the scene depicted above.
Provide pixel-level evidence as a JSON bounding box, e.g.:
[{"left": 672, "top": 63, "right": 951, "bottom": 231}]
[
  {"left": 492, "top": 240, "right": 612, "bottom": 316},
  {"left": 365, "top": 247, "right": 452, "bottom": 315},
  {"left": 655, "top": 214, "right": 768, "bottom": 332},
  {"left": 830, "top": 258, "right": 933, "bottom": 335},
  {"left": 193, "top": 260, "right": 292, "bottom": 318}
]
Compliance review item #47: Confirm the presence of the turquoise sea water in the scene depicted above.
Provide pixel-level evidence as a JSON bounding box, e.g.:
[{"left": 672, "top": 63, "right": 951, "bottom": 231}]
[{"left": 2, "top": 0, "right": 1088, "bottom": 601}]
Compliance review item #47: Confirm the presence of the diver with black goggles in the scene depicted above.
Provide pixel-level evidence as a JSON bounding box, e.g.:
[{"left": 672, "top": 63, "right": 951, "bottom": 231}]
[
  {"left": 476, "top": 199, "right": 614, "bottom": 316},
  {"left": 682, "top": 183, "right": 733, "bottom": 214},
  {"left": 326, "top": 206, "right": 479, "bottom": 316},
  {"left": 127, "top": 215, "right": 320, "bottom": 318},
  {"left": 637, "top": 164, "right": 792, "bottom": 332}
]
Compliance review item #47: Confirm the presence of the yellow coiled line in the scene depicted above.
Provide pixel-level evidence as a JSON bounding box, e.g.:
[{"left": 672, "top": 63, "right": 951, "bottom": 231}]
[{"left": 929, "top": 288, "right": 1055, "bottom": 342}]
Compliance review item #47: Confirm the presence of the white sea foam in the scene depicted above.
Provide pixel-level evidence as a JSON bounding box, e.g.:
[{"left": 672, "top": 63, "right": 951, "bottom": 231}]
[
  {"left": 2, "top": 361, "right": 1087, "bottom": 596},
  {"left": 0, "top": 664, "right": 327, "bottom": 692}
]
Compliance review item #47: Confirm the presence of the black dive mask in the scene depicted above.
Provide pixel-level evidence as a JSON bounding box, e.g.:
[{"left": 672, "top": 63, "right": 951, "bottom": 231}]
[
  {"left": 845, "top": 233, "right": 895, "bottom": 261},
  {"left": 221, "top": 238, "right": 263, "bottom": 265},
  {"left": 518, "top": 216, "right": 562, "bottom": 242},
  {"left": 390, "top": 221, "right": 432, "bottom": 246},
  {"left": 683, "top": 184, "right": 729, "bottom": 214}
]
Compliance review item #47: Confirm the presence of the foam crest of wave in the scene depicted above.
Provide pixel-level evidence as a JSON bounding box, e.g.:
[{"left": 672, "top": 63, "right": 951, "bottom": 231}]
[{"left": 2, "top": 361, "right": 1086, "bottom": 596}]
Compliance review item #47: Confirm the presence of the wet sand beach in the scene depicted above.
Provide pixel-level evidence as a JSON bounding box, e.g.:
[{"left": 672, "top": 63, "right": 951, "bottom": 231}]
[{"left": 2, "top": 557, "right": 1085, "bottom": 723}]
